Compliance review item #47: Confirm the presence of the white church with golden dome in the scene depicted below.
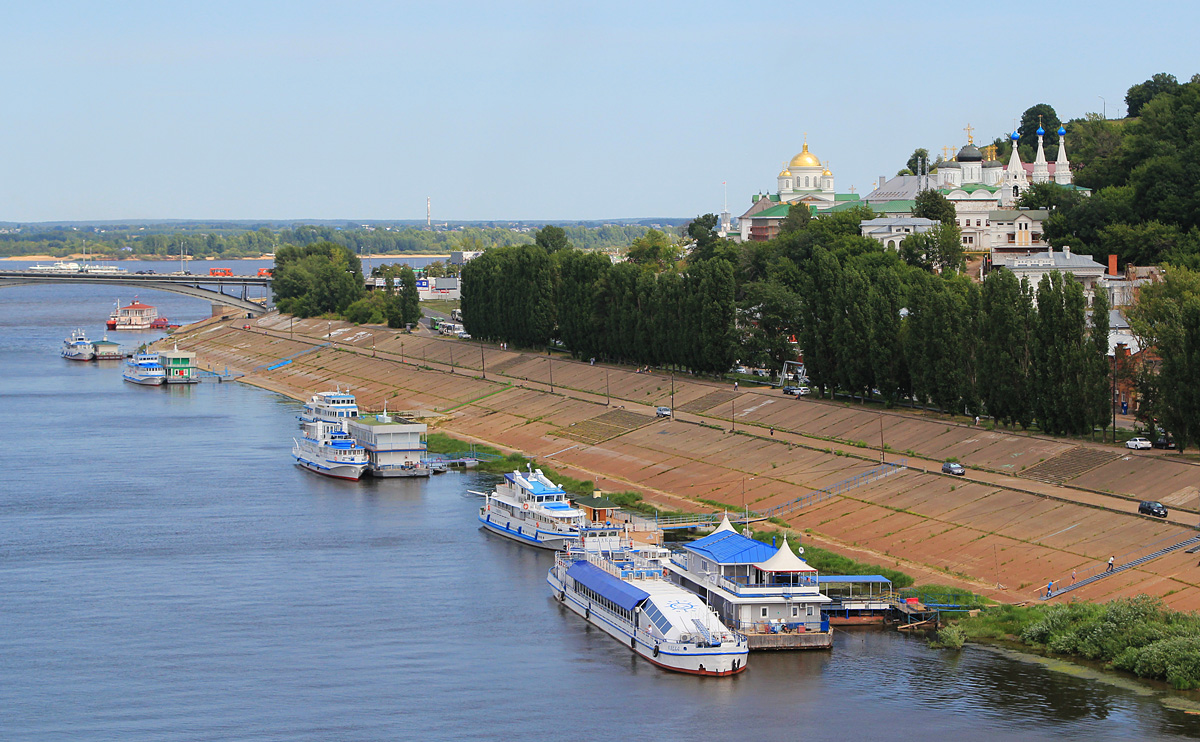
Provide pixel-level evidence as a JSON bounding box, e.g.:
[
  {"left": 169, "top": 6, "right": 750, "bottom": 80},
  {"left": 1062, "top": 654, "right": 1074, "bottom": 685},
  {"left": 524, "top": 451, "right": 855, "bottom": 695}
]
[
  {"left": 775, "top": 139, "right": 836, "bottom": 203},
  {"left": 736, "top": 136, "right": 862, "bottom": 241}
]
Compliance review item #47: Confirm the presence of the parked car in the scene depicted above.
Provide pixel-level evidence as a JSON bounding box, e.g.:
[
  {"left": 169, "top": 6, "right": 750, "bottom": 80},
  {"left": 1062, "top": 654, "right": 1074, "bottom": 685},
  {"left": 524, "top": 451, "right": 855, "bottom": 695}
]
[
  {"left": 941, "top": 462, "right": 965, "bottom": 476},
  {"left": 1138, "top": 501, "right": 1168, "bottom": 518},
  {"left": 1126, "top": 437, "right": 1152, "bottom": 450},
  {"left": 794, "top": 386, "right": 811, "bottom": 396},
  {"left": 655, "top": 406, "right": 671, "bottom": 418},
  {"left": 1153, "top": 437, "right": 1176, "bottom": 450},
  {"left": 782, "top": 386, "right": 801, "bottom": 396}
]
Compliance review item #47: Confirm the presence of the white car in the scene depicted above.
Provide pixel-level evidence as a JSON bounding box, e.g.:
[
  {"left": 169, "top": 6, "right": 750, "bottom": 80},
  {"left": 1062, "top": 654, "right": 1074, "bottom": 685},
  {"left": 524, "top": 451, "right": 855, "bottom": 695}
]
[{"left": 1126, "top": 437, "right": 1152, "bottom": 450}]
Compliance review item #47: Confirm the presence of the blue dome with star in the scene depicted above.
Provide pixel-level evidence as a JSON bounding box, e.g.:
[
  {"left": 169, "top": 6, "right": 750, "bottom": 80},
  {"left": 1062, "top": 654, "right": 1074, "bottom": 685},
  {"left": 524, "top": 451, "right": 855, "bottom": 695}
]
[{"left": 1010, "top": 131, "right": 1020, "bottom": 142}]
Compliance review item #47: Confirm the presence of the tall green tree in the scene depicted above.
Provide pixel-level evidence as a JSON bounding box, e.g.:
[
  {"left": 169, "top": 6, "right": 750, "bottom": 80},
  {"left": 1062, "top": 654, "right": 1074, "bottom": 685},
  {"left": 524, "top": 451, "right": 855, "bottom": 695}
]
[
  {"left": 534, "top": 225, "right": 572, "bottom": 254},
  {"left": 868, "top": 269, "right": 906, "bottom": 407},
  {"left": 1089, "top": 287, "right": 1112, "bottom": 437},
  {"left": 778, "top": 203, "right": 811, "bottom": 236},
  {"left": 980, "top": 268, "right": 1034, "bottom": 427},
  {"left": 906, "top": 147, "right": 931, "bottom": 175},
  {"left": 796, "top": 247, "right": 842, "bottom": 397},
  {"left": 1017, "top": 104, "right": 1061, "bottom": 160},
  {"left": 1129, "top": 266, "right": 1200, "bottom": 450},
  {"left": 912, "top": 189, "right": 957, "bottom": 225},
  {"left": 1126, "top": 72, "right": 1180, "bottom": 117},
  {"left": 834, "top": 267, "right": 874, "bottom": 400},
  {"left": 626, "top": 229, "right": 680, "bottom": 271}
]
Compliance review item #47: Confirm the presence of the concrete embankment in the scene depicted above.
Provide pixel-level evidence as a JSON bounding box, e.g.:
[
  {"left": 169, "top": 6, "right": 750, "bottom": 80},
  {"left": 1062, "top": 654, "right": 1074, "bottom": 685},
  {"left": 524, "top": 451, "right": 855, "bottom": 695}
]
[{"left": 163, "top": 312, "right": 1200, "bottom": 610}]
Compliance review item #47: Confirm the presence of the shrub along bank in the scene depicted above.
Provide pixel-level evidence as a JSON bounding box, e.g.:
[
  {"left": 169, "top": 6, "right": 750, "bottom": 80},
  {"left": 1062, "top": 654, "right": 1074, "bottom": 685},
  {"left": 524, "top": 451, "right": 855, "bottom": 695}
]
[{"left": 954, "top": 595, "right": 1200, "bottom": 689}]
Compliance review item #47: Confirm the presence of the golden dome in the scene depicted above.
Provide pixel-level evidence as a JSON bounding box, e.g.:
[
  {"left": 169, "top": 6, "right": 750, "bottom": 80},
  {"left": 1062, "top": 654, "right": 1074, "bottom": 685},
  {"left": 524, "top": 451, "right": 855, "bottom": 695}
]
[
  {"left": 789, "top": 142, "right": 821, "bottom": 169},
  {"left": 822, "top": 167, "right": 832, "bottom": 176},
  {"left": 779, "top": 168, "right": 792, "bottom": 177}
]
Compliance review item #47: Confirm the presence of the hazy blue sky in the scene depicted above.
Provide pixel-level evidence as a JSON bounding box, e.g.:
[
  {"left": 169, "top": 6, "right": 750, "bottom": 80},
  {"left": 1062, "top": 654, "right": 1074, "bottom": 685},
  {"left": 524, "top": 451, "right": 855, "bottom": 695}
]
[{"left": 1, "top": 1, "right": 1195, "bottom": 223}]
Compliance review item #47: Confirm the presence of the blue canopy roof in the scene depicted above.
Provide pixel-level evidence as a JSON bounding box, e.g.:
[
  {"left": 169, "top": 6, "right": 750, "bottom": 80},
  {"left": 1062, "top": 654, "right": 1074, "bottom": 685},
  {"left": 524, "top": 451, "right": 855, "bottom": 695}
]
[
  {"left": 683, "top": 531, "right": 777, "bottom": 565},
  {"left": 817, "top": 575, "right": 893, "bottom": 584},
  {"left": 505, "top": 472, "right": 564, "bottom": 495},
  {"left": 566, "top": 560, "right": 649, "bottom": 611}
]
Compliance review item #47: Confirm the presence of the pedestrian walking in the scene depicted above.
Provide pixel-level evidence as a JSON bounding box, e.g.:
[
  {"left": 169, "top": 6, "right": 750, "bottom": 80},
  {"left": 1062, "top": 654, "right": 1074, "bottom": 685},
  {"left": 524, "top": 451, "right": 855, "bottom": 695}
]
[
  {"left": 770, "top": 427, "right": 774, "bottom": 437},
  {"left": 1071, "top": 569, "right": 1076, "bottom": 584},
  {"left": 734, "top": 381, "right": 739, "bottom": 391},
  {"left": 1047, "top": 580, "right": 1054, "bottom": 597},
  {"left": 1107, "top": 555, "right": 1115, "bottom": 573}
]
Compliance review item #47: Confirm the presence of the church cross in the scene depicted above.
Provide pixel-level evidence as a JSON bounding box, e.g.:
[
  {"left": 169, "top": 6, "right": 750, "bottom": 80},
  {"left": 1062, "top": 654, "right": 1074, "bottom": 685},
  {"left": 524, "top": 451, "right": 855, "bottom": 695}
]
[
  {"left": 964, "top": 123, "right": 974, "bottom": 144},
  {"left": 942, "top": 145, "right": 953, "bottom": 160},
  {"left": 848, "top": 185, "right": 856, "bottom": 193}
]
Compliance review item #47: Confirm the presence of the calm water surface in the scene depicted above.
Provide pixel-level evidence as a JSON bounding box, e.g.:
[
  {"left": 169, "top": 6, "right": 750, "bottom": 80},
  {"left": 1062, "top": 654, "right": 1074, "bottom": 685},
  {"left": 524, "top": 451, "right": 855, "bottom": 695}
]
[{"left": 3, "top": 280, "right": 1200, "bottom": 740}]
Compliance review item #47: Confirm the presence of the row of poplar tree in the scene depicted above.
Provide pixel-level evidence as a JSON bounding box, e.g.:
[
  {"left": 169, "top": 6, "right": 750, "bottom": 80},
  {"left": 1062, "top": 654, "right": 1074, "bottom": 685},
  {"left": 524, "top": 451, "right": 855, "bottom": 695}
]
[
  {"left": 796, "top": 245, "right": 1112, "bottom": 436},
  {"left": 460, "top": 245, "right": 737, "bottom": 376},
  {"left": 460, "top": 226, "right": 1114, "bottom": 438}
]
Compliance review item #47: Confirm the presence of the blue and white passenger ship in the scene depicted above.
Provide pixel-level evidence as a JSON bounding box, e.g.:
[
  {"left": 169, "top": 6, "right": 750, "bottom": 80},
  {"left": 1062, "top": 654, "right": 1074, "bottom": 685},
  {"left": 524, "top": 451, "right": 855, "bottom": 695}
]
[
  {"left": 548, "top": 549, "right": 748, "bottom": 676},
  {"left": 292, "top": 420, "right": 368, "bottom": 480},
  {"left": 61, "top": 329, "right": 95, "bottom": 361},
  {"left": 478, "top": 468, "right": 584, "bottom": 550},
  {"left": 122, "top": 351, "right": 166, "bottom": 385}
]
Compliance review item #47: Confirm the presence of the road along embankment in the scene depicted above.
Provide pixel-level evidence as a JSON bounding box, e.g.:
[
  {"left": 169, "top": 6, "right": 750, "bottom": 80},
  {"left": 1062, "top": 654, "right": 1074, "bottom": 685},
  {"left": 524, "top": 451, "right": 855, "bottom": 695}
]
[{"left": 161, "top": 312, "right": 1200, "bottom": 610}]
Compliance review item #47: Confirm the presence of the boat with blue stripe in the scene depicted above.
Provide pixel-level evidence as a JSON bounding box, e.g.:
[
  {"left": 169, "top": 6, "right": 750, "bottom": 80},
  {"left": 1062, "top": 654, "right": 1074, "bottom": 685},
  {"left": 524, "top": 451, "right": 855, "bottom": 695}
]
[
  {"left": 292, "top": 420, "right": 368, "bottom": 481},
  {"left": 547, "top": 549, "right": 748, "bottom": 676},
  {"left": 478, "top": 468, "right": 584, "bottom": 550}
]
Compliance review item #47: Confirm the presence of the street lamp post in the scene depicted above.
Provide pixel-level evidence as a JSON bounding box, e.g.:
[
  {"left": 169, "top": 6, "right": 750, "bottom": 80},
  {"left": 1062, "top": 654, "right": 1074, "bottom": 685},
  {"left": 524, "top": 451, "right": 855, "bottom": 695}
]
[
  {"left": 1099, "top": 95, "right": 1106, "bottom": 119},
  {"left": 671, "top": 373, "right": 675, "bottom": 415},
  {"left": 606, "top": 369, "right": 610, "bottom": 406},
  {"left": 549, "top": 358, "right": 554, "bottom": 394},
  {"left": 449, "top": 345, "right": 454, "bottom": 373},
  {"left": 480, "top": 339, "right": 486, "bottom": 380}
]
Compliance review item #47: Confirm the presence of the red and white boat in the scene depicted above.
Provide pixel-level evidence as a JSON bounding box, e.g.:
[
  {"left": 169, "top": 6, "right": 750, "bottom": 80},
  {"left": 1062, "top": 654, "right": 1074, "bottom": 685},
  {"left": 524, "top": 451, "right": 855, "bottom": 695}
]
[{"left": 107, "top": 298, "right": 171, "bottom": 331}]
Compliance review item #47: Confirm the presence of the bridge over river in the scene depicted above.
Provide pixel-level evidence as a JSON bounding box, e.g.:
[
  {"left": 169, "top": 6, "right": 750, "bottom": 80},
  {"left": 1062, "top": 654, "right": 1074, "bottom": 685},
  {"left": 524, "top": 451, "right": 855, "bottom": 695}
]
[{"left": 0, "top": 270, "right": 273, "bottom": 315}]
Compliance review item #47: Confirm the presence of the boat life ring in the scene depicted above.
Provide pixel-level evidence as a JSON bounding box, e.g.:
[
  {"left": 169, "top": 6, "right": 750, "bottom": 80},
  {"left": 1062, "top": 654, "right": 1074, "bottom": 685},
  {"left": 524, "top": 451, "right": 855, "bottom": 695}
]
[{"left": 523, "top": 503, "right": 530, "bottom": 510}]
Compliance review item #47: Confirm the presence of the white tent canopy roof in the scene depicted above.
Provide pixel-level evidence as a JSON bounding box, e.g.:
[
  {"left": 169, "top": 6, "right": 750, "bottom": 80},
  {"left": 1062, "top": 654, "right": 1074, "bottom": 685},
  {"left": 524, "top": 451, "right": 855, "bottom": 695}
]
[{"left": 753, "top": 536, "right": 815, "bottom": 573}]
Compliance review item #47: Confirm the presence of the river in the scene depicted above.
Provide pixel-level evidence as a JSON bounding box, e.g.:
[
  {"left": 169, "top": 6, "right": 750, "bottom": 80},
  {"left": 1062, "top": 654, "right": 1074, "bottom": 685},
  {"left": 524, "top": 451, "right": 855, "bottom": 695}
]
[{"left": 3, "top": 275, "right": 1200, "bottom": 741}]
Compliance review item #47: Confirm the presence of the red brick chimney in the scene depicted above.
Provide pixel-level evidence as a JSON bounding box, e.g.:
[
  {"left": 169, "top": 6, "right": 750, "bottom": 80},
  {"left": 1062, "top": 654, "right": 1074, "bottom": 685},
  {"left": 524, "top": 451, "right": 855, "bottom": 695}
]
[{"left": 1108, "top": 254, "right": 1118, "bottom": 276}]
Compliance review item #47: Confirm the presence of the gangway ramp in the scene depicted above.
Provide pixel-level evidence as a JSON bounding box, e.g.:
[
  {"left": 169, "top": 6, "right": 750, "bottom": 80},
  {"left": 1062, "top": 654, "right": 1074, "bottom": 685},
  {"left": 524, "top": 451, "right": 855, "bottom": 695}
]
[{"left": 1044, "top": 533, "right": 1200, "bottom": 600}]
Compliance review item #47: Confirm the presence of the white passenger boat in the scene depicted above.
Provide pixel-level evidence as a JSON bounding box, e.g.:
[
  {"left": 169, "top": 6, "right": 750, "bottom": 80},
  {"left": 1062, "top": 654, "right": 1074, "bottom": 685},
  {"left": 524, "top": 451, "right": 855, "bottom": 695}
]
[
  {"left": 31, "top": 261, "right": 82, "bottom": 273},
  {"left": 61, "top": 329, "right": 95, "bottom": 361},
  {"left": 547, "top": 550, "right": 749, "bottom": 676},
  {"left": 478, "top": 468, "right": 584, "bottom": 549},
  {"left": 292, "top": 420, "right": 368, "bottom": 480},
  {"left": 122, "top": 352, "right": 166, "bottom": 385},
  {"left": 298, "top": 389, "right": 360, "bottom": 429}
]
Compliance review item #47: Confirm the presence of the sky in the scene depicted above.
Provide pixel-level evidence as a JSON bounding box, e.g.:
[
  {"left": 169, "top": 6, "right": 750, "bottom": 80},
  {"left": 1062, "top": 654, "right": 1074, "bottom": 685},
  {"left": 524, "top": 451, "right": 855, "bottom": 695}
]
[{"left": 1, "top": 1, "right": 1197, "bottom": 223}]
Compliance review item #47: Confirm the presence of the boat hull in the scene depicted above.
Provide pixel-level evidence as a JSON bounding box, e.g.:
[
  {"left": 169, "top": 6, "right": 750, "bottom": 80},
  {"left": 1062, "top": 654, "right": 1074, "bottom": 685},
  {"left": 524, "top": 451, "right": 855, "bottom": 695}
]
[
  {"left": 62, "top": 351, "right": 95, "bottom": 361},
  {"left": 293, "top": 456, "right": 366, "bottom": 481},
  {"left": 123, "top": 374, "right": 165, "bottom": 385},
  {"left": 478, "top": 512, "right": 574, "bottom": 551},
  {"left": 547, "top": 571, "right": 747, "bottom": 676}
]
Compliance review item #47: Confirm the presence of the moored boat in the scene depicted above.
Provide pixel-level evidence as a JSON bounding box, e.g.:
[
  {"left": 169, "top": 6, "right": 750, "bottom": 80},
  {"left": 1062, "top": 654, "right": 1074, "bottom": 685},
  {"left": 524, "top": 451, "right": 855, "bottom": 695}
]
[
  {"left": 547, "top": 549, "right": 749, "bottom": 676},
  {"left": 292, "top": 420, "right": 368, "bottom": 480},
  {"left": 478, "top": 468, "right": 584, "bottom": 549},
  {"left": 123, "top": 351, "right": 166, "bottom": 385},
  {"left": 108, "top": 298, "right": 165, "bottom": 331},
  {"left": 61, "top": 329, "right": 95, "bottom": 361}
]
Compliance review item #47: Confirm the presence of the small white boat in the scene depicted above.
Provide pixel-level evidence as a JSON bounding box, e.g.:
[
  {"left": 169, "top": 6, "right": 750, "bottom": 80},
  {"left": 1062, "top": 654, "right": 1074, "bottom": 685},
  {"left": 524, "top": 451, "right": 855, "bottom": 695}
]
[
  {"left": 123, "top": 352, "right": 166, "bottom": 385},
  {"left": 293, "top": 420, "right": 368, "bottom": 480},
  {"left": 61, "top": 329, "right": 95, "bottom": 361},
  {"left": 478, "top": 468, "right": 584, "bottom": 549},
  {"left": 548, "top": 549, "right": 749, "bottom": 676}
]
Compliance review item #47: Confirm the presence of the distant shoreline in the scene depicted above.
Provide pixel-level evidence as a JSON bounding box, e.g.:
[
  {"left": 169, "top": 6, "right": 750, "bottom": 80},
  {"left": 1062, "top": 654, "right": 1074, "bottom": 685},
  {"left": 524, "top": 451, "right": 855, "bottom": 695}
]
[{"left": 0, "top": 253, "right": 451, "bottom": 261}]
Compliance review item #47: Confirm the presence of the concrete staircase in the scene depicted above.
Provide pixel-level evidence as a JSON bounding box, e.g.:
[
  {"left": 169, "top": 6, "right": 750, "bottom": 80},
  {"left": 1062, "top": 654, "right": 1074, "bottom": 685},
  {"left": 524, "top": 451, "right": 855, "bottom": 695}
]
[{"left": 1044, "top": 534, "right": 1200, "bottom": 600}]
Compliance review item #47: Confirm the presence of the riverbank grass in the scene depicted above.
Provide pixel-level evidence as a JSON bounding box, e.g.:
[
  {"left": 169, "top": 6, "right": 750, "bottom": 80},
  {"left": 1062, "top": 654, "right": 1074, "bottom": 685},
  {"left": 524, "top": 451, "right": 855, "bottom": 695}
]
[{"left": 954, "top": 595, "right": 1200, "bottom": 689}]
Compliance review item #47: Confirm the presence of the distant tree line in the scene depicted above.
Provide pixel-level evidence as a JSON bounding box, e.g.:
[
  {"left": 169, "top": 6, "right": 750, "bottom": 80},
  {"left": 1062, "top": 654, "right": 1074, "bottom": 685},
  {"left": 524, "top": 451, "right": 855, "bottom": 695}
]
[{"left": 0, "top": 223, "right": 658, "bottom": 260}]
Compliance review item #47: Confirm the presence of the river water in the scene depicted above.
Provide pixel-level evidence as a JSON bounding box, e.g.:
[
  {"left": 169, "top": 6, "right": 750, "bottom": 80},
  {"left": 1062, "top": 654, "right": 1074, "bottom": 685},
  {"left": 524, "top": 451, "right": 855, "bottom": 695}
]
[{"left": 3, "top": 272, "right": 1200, "bottom": 741}]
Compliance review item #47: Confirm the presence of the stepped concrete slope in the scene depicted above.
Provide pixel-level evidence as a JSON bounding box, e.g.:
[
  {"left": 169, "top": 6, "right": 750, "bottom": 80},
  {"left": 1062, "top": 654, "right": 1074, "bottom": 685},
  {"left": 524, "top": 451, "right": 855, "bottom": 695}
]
[{"left": 163, "top": 312, "right": 1200, "bottom": 610}]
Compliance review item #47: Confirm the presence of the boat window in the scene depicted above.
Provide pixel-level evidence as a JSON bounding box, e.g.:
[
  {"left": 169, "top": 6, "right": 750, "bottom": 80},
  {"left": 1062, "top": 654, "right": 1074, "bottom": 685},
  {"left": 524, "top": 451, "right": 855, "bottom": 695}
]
[
  {"left": 792, "top": 606, "right": 799, "bottom": 617},
  {"left": 807, "top": 605, "right": 814, "bottom": 617},
  {"left": 760, "top": 607, "right": 768, "bottom": 618}
]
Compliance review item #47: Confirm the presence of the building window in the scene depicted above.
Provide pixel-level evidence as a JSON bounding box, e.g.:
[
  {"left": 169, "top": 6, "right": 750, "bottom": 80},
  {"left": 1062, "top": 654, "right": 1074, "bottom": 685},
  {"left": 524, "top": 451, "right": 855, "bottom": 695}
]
[
  {"left": 792, "top": 606, "right": 799, "bottom": 617},
  {"left": 976, "top": 219, "right": 981, "bottom": 227},
  {"left": 807, "top": 605, "right": 814, "bottom": 617},
  {"left": 804, "top": 177, "right": 810, "bottom": 187},
  {"left": 761, "top": 607, "right": 768, "bottom": 618}
]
